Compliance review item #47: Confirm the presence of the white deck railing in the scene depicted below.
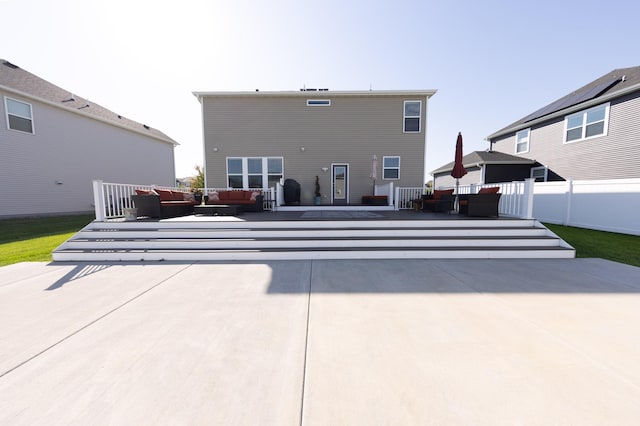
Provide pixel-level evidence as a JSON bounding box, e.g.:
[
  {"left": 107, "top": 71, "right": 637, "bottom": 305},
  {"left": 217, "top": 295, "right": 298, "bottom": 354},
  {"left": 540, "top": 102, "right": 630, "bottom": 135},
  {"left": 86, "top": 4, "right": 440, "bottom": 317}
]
[
  {"left": 93, "top": 180, "right": 276, "bottom": 221},
  {"left": 394, "top": 187, "right": 424, "bottom": 210},
  {"left": 454, "top": 180, "right": 534, "bottom": 219}
]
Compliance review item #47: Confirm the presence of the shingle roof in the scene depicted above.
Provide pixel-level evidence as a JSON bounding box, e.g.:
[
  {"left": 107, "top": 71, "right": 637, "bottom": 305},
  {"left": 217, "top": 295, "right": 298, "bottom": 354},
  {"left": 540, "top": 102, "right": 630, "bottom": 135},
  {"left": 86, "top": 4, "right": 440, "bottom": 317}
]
[
  {"left": 488, "top": 66, "right": 640, "bottom": 140},
  {"left": 0, "top": 59, "right": 177, "bottom": 145},
  {"left": 431, "top": 150, "right": 535, "bottom": 175}
]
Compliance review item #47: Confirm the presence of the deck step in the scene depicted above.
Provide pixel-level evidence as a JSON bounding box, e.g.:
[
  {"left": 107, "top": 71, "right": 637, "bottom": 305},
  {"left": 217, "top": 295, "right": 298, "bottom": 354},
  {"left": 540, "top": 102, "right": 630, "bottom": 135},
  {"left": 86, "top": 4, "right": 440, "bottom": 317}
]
[{"left": 53, "top": 218, "right": 575, "bottom": 261}]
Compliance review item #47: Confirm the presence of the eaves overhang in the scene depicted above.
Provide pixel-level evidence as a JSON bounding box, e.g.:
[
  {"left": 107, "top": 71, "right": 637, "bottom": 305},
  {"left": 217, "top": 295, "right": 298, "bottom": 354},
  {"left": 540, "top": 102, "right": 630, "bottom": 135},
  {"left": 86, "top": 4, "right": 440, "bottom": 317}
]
[
  {"left": 193, "top": 89, "right": 437, "bottom": 103},
  {"left": 1, "top": 84, "right": 178, "bottom": 146},
  {"left": 486, "top": 82, "right": 640, "bottom": 141}
]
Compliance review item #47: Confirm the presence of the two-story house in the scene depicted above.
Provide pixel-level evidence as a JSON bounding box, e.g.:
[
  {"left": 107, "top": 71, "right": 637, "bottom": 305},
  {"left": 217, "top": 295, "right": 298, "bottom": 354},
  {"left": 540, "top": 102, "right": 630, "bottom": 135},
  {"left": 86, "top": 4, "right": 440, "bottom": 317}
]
[
  {"left": 1, "top": 59, "right": 178, "bottom": 218},
  {"left": 193, "top": 89, "right": 436, "bottom": 205},
  {"left": 487, "top": 66, "right": 640, "bottom": 181}
]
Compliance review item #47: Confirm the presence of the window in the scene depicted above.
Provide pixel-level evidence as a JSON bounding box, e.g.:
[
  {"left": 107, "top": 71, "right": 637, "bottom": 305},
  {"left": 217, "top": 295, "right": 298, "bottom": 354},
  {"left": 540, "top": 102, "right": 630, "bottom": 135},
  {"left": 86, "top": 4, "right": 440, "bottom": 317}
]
[
  {"left": 564, "top": 103, "right": 609, "bottom": 143},
  {"left": 530, "top": 166, "right": 548, "bottom": 182},
  {"left": 515, "top": 128, "right": 530, "bottom": 154},
  {"left": 5, "top": 97, "right": 34, "bottom": 134},
  {"left": 307, "top": 99, "right": 331, "bottom": 106},
  {"left": 382, "top": 156, "right": 400, "bottom": 179},
  {"left": 226, "top": 157, "right": 284, "bottom": 189},
  {"left": 403, "top": 101, "right": 421, "bottom": 133}
]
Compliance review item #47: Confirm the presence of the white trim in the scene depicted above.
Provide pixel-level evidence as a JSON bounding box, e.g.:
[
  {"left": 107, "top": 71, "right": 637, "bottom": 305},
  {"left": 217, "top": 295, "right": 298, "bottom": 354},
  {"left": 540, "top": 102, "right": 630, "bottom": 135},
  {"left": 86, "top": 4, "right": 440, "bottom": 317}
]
[
  {"left": 530, "top": 165, "right": 548, "bottom": 182},
  {"left": 563, "top": 102, "right": 610, "bottom": 144},
  {"left": 194, "top": 90, "right": 437, "bottom": 101},
  {"left": 331, "top": 163, "right": 349, "bottom": 204},
  {"left": 226, "top": 156, "right": 284, "bottom": 189},
  {"left": 515, "top": 128, "right": 530, "bottom": 154},
  {"left": 382, "top": 156, "right": 401, "bottom": 180},
  {"left": 403, "top": 100, "right": 422, "bottom": 133},
  {"left": 306, "top": 99, "right": 331, "bottom": 106},
  {"left": 4, "top": 96, "right": 34, "bottom": 134}
]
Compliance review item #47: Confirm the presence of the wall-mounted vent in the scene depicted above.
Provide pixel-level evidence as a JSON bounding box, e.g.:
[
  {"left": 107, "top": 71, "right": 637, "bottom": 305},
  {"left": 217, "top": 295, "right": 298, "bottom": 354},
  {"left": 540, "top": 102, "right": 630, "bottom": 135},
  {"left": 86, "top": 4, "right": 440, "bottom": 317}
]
[{"left": 307, "top": 99, "right": 331, "bottom": 107}]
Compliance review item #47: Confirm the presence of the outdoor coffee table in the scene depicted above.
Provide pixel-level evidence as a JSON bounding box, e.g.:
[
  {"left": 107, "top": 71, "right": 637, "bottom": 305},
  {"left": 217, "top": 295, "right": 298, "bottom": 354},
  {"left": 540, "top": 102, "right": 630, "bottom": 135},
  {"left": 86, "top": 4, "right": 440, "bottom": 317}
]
[{"left": 194, "top": 204, "right": 241, "bottom": 216}]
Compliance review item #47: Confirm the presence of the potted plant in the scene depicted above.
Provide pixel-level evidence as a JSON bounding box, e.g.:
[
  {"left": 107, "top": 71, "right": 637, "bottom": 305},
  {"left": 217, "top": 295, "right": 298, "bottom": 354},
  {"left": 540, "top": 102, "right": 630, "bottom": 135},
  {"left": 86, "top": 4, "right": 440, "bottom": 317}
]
[{"left": 314, "top": 175, "right": 322, "bottom": 205}]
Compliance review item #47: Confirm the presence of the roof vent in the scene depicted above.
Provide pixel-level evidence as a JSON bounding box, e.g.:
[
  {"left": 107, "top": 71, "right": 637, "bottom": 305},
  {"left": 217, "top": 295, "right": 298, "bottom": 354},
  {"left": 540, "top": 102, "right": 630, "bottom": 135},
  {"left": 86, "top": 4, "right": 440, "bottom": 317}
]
[
  {"left": 2, "top": 61, "right": 19, "bottom": 69},
  {"left": 621, "top": 75, "right": 627, "bottom": 82},
  {"left": 62, "top": 94, "right": 76, "bottom": 103},
  {"left": 77, "top": 104, "right": 90, "bottom": 110},
  {"left": 143, "top": 124, "right": 150, "bottom": 130}
]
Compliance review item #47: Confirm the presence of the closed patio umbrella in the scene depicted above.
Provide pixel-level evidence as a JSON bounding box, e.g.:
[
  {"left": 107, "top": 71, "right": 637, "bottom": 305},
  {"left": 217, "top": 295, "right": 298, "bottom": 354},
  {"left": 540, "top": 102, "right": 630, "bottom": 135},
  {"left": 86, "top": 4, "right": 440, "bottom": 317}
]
[
  {"left": 451, "top": 132, "right": 467, "bottom": 212},
  {"left": 370, "top": 155, "right": 378, "bottom": 194}
]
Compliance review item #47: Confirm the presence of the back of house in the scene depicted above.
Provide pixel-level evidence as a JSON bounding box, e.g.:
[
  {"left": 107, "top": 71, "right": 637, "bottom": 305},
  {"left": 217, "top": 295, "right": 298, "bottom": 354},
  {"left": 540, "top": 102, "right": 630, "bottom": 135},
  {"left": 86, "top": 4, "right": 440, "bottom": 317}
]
[{"left": 194, "top": 89, "right": 436, "bottom": 205}]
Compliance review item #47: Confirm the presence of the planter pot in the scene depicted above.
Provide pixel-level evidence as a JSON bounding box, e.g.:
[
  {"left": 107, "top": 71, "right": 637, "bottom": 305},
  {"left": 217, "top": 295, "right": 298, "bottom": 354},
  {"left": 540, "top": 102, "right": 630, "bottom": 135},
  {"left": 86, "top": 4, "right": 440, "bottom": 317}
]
[
  {"left": 314, "top": 196, "right": 322, "bottom": 205},
  {"left": 123, "top": 208, "right": 138, "bottom": 221}
]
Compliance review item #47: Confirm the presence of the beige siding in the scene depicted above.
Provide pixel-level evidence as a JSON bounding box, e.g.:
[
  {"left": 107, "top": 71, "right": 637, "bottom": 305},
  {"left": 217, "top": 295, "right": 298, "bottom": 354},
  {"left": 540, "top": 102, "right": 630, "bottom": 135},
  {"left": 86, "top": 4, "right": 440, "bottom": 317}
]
[
  {"left": 492, "top": 92, "right": 640, "bottom": 180},
  {"left": 202, "top": 94, "right": 428, "bottom": 204},
  {"left": 1, "top": 91, "right": 175, "bottom": 218},
  {"left": 433, "top": 167, "right": 483, "bottom": 189}
]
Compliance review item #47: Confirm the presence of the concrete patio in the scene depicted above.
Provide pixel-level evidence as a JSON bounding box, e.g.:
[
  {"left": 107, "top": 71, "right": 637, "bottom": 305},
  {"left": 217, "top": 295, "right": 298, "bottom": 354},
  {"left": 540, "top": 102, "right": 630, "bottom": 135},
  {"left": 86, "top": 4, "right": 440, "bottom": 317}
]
[{"left": 1, "top": 258, "right": 640, "bottom": 425}]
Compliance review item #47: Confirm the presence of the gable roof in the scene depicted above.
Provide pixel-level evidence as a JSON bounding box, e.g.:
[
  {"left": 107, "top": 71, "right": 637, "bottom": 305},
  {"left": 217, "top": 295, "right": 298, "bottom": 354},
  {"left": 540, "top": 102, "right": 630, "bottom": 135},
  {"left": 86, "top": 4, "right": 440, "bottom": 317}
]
[
  {"left": 432, "top": 150, "right": 535, "bottom": 175},
  {"left": 487, "top": 66, "right": 640, "bottom": 140},
  {"left": 0, "top": 59, "right": 177, "bottom": 145}
]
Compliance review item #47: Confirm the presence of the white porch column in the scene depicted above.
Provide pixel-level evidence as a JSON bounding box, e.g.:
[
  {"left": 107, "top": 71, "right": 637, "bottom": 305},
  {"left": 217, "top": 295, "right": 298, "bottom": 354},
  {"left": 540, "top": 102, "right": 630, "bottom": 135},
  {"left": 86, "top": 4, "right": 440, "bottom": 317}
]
[
  {"left": 93, "top": 180, "right": 105, "bottom": 222},
  {"left": 521, "top": 178, "right": 535, "bottom": 219}
]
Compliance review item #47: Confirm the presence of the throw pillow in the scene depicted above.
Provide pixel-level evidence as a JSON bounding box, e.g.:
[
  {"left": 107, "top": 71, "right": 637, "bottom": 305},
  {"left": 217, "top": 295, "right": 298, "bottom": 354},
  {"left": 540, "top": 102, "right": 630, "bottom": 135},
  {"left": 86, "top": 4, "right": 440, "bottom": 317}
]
[
  {"left": 250, "top": 191, "right": 261, "bottom": 201},
  {"left": 135, "top": 189, "right": 150, "bottom": 195},
  {"left": 208, "top": 191, "right": 220, "bottom": 202},
  {"left": 183, "top": 192, "right": 195, "bottom": 202}
]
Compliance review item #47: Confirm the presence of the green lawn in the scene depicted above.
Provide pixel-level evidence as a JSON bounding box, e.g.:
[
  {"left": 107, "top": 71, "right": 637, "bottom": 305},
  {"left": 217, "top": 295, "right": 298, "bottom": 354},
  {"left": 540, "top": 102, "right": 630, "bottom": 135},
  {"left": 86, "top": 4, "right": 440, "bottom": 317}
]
[
  {"left": 0, "top": 214, "right": 94, "bottom": 266},
  {"left": 545, "top": 223, "right": 640, "bottom": 267}
]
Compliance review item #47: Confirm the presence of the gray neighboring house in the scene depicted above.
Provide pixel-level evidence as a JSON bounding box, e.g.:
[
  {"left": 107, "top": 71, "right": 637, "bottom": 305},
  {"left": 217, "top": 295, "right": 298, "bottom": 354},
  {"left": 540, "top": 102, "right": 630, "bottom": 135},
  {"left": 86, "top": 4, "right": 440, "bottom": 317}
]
[
  {"left": 1, "top": 59, "right": 177, "bottom": 218},
  {"left": 487, "top": 66, "right": 640, "bottom": 181},
  {"left": 193, "top": 89, "right": 436, "bottom": 204},
  {"left": 431, "top": 150, "right": 536, "bottom": 189}
]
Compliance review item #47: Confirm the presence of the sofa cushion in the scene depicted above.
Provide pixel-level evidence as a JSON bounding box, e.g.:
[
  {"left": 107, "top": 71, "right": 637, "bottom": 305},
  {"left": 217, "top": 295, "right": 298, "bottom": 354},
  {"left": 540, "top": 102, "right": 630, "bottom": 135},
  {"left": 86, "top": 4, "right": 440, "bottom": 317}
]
[
  {"left": 433, "top": 189, "right": 454, "bottom": 200},
  {"left": 478, "top": 187, "right": 500, "bottom": 194},
  {"left": 228, "top": 191, "right": 246, "bottom": 201},
  {"left": 183, "top": 192, "right": 195, "bottom": 202},
  {"left": 170, "top": 191, "right": 185, "bottom": 201},
  {"left": 135, "top": 189, "right": 151, "bottom": 195},
  {"left": 155, "top": 189, "right": 173, "bottom": 201}
]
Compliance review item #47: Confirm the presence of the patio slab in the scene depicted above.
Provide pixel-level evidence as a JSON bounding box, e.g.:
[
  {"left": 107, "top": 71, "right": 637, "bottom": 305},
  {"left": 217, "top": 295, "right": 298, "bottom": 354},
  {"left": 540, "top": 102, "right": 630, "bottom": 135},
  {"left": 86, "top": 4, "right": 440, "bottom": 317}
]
[{"left": 1, "top": 258, "right": 639, "bottom": 425}]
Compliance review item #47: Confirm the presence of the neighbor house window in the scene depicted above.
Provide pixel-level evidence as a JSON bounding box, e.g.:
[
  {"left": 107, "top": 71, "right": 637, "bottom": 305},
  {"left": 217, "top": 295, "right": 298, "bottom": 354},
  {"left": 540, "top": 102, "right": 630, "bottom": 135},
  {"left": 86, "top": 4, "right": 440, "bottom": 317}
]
[
  {"left": 564, "top": 103, "right": 609, "bottom": 143},
  {"left": 515, "top": 128, "right": 530, "bottom": 154},
  {"left": 5, "top": 97, "right": 34, "bottom": 134},
  {"left": 403, "top": 101, "right": 421, "bottom": 133},
  {"left": 307, "top": 99, "right": 331, "bottom": 106},
  {"left": 226, "top": 157, "right": 284, "bottom": 189},
  {"left": 530, "top": 166, "right": 548, "bottom": 182},
  {"left": 382, "top": 156, "right": 400, "bottom": 179}
]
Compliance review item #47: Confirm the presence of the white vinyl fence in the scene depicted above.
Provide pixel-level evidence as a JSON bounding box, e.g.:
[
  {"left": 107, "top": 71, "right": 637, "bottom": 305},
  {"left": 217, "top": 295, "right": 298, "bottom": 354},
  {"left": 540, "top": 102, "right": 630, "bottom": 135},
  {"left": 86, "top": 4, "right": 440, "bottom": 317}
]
[{"left": 531, "top": 178, "right": 640, "bottom": 236}]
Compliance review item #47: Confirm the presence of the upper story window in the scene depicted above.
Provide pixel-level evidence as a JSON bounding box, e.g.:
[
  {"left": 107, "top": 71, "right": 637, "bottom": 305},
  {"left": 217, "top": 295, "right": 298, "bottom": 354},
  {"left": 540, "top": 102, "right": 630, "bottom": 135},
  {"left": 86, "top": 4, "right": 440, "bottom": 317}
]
[
  {"left": 564, "top": 103, "right": 609, "bottom": 143},
  {"left": 382, "top": 156, "right": 400, "bottom": 179},
  {"left": 5, "top": 97, "right": 34, "bottom": 134},
  {"left": 515, "top": 128, "right": 530, "bottom": 154},
  {"left": 403, "top": 101, "right": 421, "bottom": 133},
  {"left": 307, "top": 99, "right": 331, "bottom": 106}
]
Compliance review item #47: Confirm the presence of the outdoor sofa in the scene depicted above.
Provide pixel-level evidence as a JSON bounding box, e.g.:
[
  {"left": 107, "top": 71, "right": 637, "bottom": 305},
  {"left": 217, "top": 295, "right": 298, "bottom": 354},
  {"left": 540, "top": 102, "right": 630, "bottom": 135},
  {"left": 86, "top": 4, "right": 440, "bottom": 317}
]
[
  {"left": 206, "top": 190, "right": 264, "bottom": 212},
  {"left": 458, "top": 187, "right": 501, "bottom": 217},
  {"left": 132, "top": 189, "right": 198, "bottom": 219}
]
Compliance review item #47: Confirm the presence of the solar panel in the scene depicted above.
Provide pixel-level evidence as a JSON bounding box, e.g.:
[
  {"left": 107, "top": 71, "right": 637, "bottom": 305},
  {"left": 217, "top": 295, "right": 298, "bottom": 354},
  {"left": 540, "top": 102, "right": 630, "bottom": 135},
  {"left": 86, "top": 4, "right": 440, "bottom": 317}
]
[{"left": 522, "top": 77, "right": 621, "bottom": 123}]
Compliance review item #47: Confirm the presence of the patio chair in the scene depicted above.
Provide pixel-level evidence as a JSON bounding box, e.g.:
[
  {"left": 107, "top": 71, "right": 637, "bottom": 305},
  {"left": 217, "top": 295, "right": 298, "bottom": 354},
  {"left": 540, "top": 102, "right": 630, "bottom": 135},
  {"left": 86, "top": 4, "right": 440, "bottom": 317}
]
[
  {"left": 421, "top": 189, "right": 455, "bottom": 213},
  {"left": 458, "top": 187, "right": 501, "bottom": 217}
]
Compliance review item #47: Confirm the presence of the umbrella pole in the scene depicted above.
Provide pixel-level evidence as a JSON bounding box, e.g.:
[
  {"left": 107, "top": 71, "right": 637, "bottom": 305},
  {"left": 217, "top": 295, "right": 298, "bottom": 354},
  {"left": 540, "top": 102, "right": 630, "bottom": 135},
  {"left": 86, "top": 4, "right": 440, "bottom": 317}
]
[{"left": 455, "top": 179, "right": 459, "bottom": 213}]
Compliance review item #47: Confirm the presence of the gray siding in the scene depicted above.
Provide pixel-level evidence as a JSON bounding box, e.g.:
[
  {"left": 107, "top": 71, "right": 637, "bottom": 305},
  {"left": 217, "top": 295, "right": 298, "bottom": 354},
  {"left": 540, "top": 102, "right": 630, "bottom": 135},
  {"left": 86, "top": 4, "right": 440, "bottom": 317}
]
[
  {"left": 491, "top": 92, "right": 640, "bottom": 180},
  {"left": 1, "top": 91, "right": 175, "bottom": 218},
  {"left": 433, "top": 167, "right": 482, "bottom": 189},
  {"left": 202, "top": 94, "right": 428, "bottom": 204}
]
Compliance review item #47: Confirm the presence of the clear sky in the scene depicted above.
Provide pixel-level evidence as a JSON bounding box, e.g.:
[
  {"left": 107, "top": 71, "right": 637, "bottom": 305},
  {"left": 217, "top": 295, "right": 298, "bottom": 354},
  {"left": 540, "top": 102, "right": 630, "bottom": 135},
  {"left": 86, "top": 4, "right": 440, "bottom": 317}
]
[{"left": 2, "top": 0, "right": 638, "bottom": 180}]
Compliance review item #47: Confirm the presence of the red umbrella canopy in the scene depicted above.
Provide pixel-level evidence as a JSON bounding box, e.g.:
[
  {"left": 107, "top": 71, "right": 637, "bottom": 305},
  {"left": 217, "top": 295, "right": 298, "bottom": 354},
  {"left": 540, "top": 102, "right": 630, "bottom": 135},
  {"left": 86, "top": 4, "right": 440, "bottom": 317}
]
[{"left": 451, "top": 132, "right": 468, "bottom": 179}]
